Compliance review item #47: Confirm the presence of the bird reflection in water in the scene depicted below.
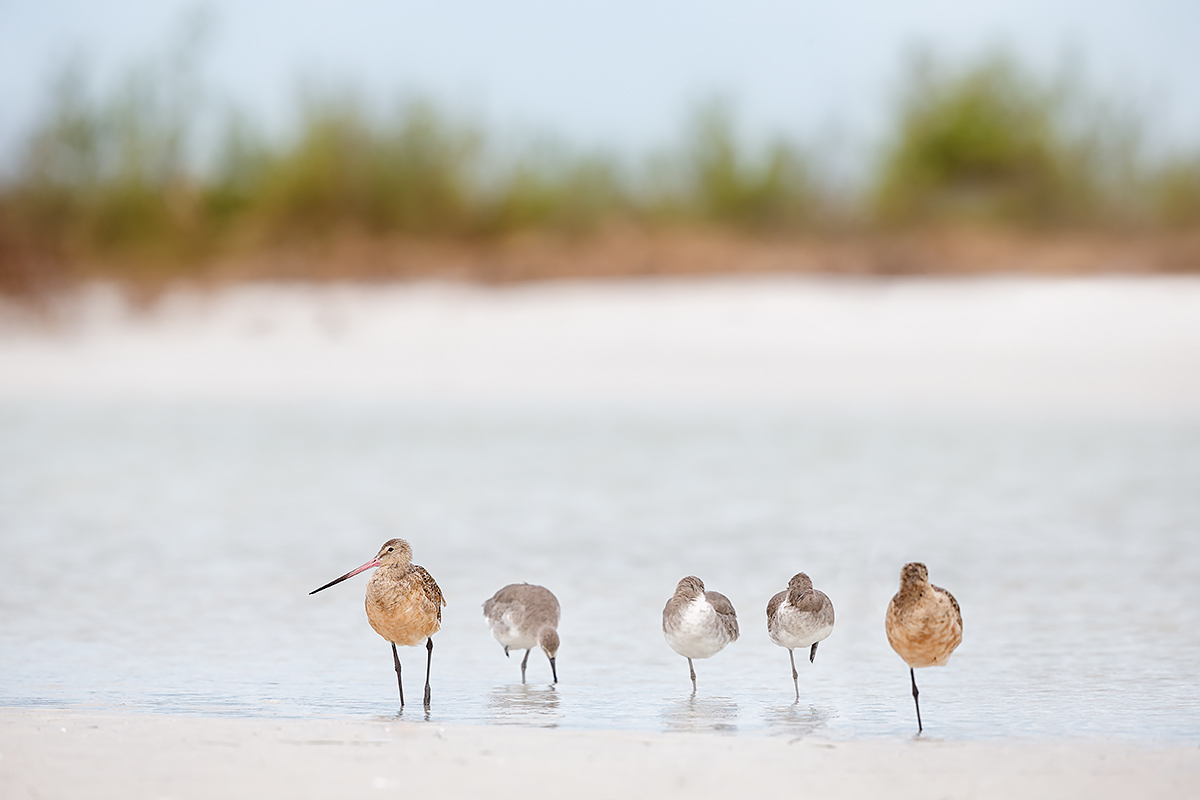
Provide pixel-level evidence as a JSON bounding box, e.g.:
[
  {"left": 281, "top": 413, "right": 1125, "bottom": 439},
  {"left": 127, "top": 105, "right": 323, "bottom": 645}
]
[
  {"left": 763, "top": 703, "right": 835, "bottom": 739},
  {"left": 661, "top": 695, "right": 739, "bottom": 733},
  {"left": 487, "top": 684, "right": 561, "bottom": 727}
]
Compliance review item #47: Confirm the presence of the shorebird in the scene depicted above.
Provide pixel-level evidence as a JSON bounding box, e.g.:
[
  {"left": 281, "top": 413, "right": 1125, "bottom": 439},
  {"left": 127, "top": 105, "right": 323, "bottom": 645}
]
[
  {"left": 662, "top": 576, "right": 739, "bottom": 692},
  {"left": 482, "top": 583, "right": 561, "bottom": 684},
  {"left": 766, "top": 572, "right": 835, "bottom": 699},
  {"left": 885, "top": 562, "right": 962, "bottom": 733},
  {"left": 310, "top": 538, "right": 446, "bottom": 710}
]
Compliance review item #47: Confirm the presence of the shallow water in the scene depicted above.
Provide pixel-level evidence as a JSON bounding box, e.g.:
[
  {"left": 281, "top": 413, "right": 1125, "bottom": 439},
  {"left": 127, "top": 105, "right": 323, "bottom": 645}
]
[
  {"left": 3, "top": 278, "right": 1200, "bottom": 742},
  {"left": 2, "top": 401, "right": 1198, "bottom": 742}
]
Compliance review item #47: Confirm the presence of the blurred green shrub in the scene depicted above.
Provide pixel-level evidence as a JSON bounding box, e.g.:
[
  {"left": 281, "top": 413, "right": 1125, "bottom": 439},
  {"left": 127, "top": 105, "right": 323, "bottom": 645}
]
[
  {"left": 13, "top": 57, "right": 205, "bottom": 269},
  {"left": 1152, "top": 157, "right": 1200, "bottom": 229},
  {"left": 873, "top": 51, "right": 1141, "bottom": 228},
  {"left": 245, "top": 94, "right": 482, "bottom": 237},
  {"left": 680, "top": 100, "right": 815, "bottom": 228},
  {"left": 481, "top": 145, "right": 629, "bottom": 235},
  {"left": 643, "top": 99, "right": 818, "bottom": 230}
]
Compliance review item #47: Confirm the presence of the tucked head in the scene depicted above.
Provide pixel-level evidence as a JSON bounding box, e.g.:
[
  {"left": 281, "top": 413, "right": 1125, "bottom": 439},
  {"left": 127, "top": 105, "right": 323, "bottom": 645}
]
[
  {"left": 900, "top": 562, "right": 929, "bottom": 586},
  {"left": 787, "top": 572, "right": 813, "bottom": 593},
  {"left": 674, "top": 575, "right": 705, "bottom": 597}
]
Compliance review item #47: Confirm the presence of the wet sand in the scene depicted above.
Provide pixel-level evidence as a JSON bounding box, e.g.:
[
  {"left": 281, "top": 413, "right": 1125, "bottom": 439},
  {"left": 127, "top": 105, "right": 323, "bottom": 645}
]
[{"left": 2, "top": 709, "right": 1197, "bottom": 800}]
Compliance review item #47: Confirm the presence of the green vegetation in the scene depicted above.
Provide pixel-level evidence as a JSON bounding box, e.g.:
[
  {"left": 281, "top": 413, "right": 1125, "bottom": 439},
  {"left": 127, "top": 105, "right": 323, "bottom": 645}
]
[
  {"left": 246, "top": 95, "right": 484, "bottom": 238},
  {"left": 873, "top": 51, "right": 1145, "bottom": 227},
  {"left": 650, "top": 99, "right": 818, "bottom": 230},
  {"left": 1151, "top": 156, "right": 1200, "bottom": 228},
  {"left": 2, "top": 51, "right": 209, "bottom": 286},
  {"left": 1, "top": 46, "right": 1198, "bottom": 292}
]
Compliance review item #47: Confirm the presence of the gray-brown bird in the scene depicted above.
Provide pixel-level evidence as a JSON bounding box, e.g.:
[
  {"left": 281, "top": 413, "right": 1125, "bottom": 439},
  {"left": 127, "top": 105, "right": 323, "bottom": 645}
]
[
  {"left": 766, "top": 572, "right": 835, "bottom": 699},
  {"left": 483, "top": 583, "right": 561, "bottom": 683},
  {"left": 310, "top": 538, "right": 446, "bottom": 711},
  {"left": 885, "top": 562, "right": 962, "bottom": 733},
  {"left": 662, "top": 576, "right": 739, "bottom": 692}
]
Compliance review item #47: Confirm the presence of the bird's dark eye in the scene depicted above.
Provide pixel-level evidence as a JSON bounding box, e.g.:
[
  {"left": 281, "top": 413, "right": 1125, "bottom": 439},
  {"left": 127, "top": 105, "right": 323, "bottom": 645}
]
[{"left": 387, "top": 547, "right": 394, "bottom": 552}]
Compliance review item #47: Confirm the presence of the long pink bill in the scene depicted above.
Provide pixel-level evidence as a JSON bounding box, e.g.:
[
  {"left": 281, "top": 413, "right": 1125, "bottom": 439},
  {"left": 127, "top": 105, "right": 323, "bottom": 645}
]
[{"left": 309, "top": 558, "right": 381, "bottom": 595}]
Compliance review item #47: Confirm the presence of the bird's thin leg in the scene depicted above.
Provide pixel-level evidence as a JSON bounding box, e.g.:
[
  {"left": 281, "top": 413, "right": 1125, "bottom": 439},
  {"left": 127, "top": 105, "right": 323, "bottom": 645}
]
[
  {"left": 910, "top": 667, "right": 923, "bottom": 733},
  {"left": 810, "top": 641, "right": 819, "bottom": 663},
  {"left": 423, "top": 637, "right": 434, "bottom": 710},
  {"left": 391, "top": 643, "right": 404, "bottom": 709},
  {"left": 687, "top": 657, "right": 697, "bottom": 693},
  {"left": 789, "top": 649, "right": 799, "bottom": 700},
  {"left": 520, "top": 649, "right": 531, "bottom": 684}
]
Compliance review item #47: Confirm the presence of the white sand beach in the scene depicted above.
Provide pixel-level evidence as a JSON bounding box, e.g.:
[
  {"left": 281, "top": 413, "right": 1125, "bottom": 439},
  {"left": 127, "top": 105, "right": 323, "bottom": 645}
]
[
  {"left": 3, "top": 276, "right": 1200, "bottom": 415},
  {"left": 2, "top": 709, "right": 1198, "bottom": 800}
]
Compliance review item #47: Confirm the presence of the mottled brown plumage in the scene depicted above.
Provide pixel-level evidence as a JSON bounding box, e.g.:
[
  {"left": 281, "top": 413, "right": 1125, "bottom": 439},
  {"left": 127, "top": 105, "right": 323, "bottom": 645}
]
[
  {"left": 885, "top": 562, "right": 962, "bottom": 732},
  {"left": 310, "top": 538, "right": 446, "bottom": 710}
]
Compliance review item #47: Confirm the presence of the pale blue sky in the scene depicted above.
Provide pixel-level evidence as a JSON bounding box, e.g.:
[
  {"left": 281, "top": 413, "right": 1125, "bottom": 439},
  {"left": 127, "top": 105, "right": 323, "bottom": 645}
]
[{"left": 3, "top": 0, "right": 1199, "bottom": 169}]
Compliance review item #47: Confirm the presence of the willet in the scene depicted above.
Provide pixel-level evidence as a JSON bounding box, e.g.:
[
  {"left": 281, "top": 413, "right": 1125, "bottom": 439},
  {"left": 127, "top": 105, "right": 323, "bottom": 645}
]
[
  {"left": 310, "top": 538, "right": 446, "bottom": 711},
  {"left": 766, "top": 572, "right": 835, "bottom": 699},
  {"left": 885, "top": 561, "right": 962, "bottom": 733},
  {"left": 482, "top": 583, "right": 561, "bottom": 683},
  {"left": 662, "top": 576, "right": 739, "bottom": 692}
]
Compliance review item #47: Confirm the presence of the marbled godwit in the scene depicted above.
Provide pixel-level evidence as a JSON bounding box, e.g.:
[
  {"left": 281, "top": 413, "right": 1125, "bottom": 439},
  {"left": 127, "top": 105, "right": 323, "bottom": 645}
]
[
  {"left": 310, "top": 538, "right": 445, "bottom": 710},
  {"left": 885, "top": 562, "right": 962, "bottom": 733},
  {"left": 766, "top": 572, "right": 835, "bottom": 700},
  {"left": 482, "top": 583, "right": 561, "bottom": 684},
  {"left": 662, "top": 576, "right": 739, "bottom": 692}
]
